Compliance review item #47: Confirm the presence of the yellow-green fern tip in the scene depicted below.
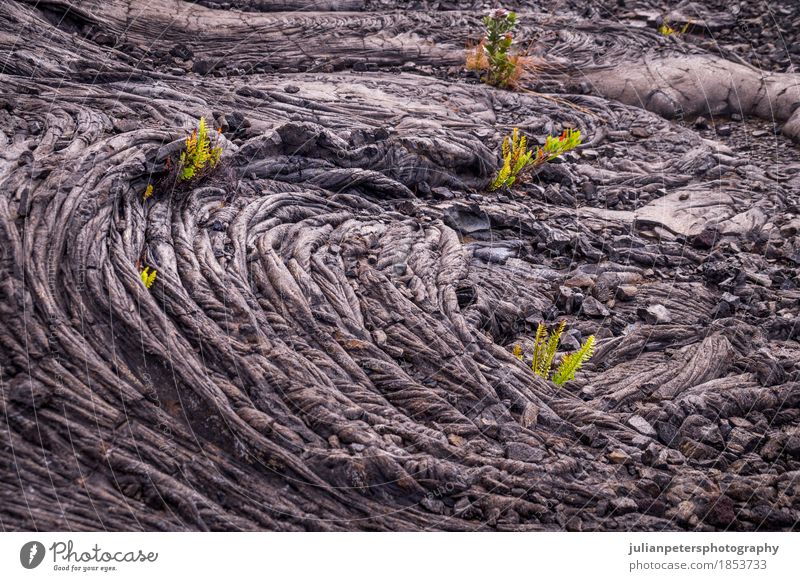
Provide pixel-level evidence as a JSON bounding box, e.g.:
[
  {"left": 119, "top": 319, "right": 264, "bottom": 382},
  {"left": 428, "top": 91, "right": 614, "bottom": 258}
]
[
  {"left": 552, "top": 335, "right": 596, "bottom": 385},
  {"left": 141, "top": 267, "right": 157, "bottom": 289}
]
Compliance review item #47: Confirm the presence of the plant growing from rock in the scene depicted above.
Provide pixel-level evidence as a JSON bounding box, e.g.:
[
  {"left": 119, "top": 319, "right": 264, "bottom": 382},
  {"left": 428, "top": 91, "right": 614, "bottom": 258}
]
[
  {"left": 466, "top": 9, "right": 521, "bottom": 88},
  {"left": 551, "top": 335, "right": 596, "bottom": 385},
  {"left": 140, "top": 266, "right": 157, "bottom": 289},
  {"left": 491, "top": 127, "right": 582, "bottom": 190},
  {"left": 514, "top": 321, "right": 596, "bottom": 385},
  {"left": 491, "top": 127, "right": 532, "bottom": 190},
  {"left": 659, "top": 18, "right": 690, "bottom": 36},
  {"left": 178, "top": 117, "right": 222, "bottom": 182},
  {"left": 538, "top": 127, "right": 583, "bottom": 162}
]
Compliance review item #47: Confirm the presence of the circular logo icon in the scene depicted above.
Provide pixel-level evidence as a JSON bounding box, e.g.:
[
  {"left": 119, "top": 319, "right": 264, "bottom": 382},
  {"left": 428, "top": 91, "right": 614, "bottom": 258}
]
[{"left": 20, "top": 541, "right": 46, "bottom": 569}]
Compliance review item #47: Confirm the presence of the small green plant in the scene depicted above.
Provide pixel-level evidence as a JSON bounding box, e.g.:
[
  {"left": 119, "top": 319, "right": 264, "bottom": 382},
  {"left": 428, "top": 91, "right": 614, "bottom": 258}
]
[
  {"left": 515, "top": 321, "right": 596, "bottom": 385},
  {"left": 178, "top": 117, "right": 222, "bottom": 182},
  {"left": 491, "top": 127, "right": 582, "bottom": 190},
  {"left": 491, "top": 128, "right": 532, "bottom": 190},
  {"left": 466, "top": 9, "right": 521, "bottom": 88},
  {"left": 659, "top": 18, "right": 690, "bottom": 36},
  {"left": 537, "top": 128, "right": 583, "bottom": 162},
  {"left": 140, "top": 266, "right": 157, "bottom": 289},
  {"left": 552, "top": 336, "right": 596, "bottom": 385},
  {"left": 143, "top": 184, "right": 153, "bottom": 200}
]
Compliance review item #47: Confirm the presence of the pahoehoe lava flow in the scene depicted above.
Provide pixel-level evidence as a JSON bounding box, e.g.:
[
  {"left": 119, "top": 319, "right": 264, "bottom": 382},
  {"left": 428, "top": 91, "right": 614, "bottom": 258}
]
[{"left": 1, "top": 0, "right": 799, "bottom": 532}]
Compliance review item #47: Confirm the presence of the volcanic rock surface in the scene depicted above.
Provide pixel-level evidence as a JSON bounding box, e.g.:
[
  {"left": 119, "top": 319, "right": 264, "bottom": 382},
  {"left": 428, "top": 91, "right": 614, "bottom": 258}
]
[{"left": 1, "top": 0, "right": 799, "bottom": 531}]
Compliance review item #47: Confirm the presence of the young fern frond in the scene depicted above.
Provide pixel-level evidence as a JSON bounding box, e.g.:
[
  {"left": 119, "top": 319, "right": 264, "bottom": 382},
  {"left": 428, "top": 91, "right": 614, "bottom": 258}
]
[
  {"left": 140, "top": 267, "right": 157, "bottom": 289},
  {"left": 658, "top": 18, "right": 690, "bottom": 36},
  {"left": 512, "top": 150, "right": 532, "bottom": 175},
  {"left": 531, "top": 322, "right": 548, "bottom": 375},
  {"left": 552, "top": 335, "right": 596, "bottom": 385},
  {"left": 178, "top": 117, "right": 222, "bottom": 183},
  {"left": 143, "top": 184, "right": 153, "bottom": 200},
  {"left": 658, "top": 22, "right": 676, "bottom": 35},
  {"left": 492, "top": 155, "right": 513, "bottom": 190},
  {"left": 491, "top": 127, "right": 582, "bottom": 191},
  {"left": 518, "top": 322, "right": 596, "bottom": 385},
  {"left": 538, "top": 320, "right": 566, "bottom": 378}
]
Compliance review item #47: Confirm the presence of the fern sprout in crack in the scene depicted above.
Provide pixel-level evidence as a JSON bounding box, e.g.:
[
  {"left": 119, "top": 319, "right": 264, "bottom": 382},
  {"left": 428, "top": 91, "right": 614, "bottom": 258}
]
[
  {"left": 515, "top": 321, "right": 596, "bottom": 386},
  {"left": 140, "top": 266, "right": 157, "bottom": 289},
  {"left": 178, "top": 117, "right": 222, "bottom": 183},
  {"left": 491, "top": 127, "right": 583, "bottom": 191}
]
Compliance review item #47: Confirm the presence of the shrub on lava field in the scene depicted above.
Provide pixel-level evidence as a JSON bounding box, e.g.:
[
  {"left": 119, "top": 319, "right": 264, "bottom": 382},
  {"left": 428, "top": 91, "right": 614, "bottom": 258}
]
[
  {"left": 513, "top": 320, "right": 596, "bottom": 385},
  {"left": 466, "top": 9, "right": 523, "bottom": 88},
  {"left": 491, "top": 127, "right": 582, "bottom": 190}
]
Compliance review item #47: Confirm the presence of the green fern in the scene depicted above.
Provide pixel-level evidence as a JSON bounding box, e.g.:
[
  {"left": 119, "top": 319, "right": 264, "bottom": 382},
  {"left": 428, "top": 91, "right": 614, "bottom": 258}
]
[
  {"left": 659, "top": 18, "right": 691, "bottom": 36},
  {"left": 515, "top": 321, "right": 596, "bottom": 385},
  {"left": 178, "top": 117, "right": 222, "bottom": 182},
  {"left": 491, "top": 127, "right": 582, "bottom": 191},
  {"left": 530, "top": 322, "right": 547, "bottom": 374},
  {"left": 538, "top": 320, "right": 566, "bottom": 379},
  {"left": 140, "top": 266, "right": 157, "bottom": 289},
  {"left": 491, "top": 128, "right": 534, "bottom": 190},
  {"left": 552, "top": 335, "right": 596, "bottom": 385}
]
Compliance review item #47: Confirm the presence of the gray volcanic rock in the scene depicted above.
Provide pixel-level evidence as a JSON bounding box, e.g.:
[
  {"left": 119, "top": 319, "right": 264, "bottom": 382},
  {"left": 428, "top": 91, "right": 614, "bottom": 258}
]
[
  {"left": 581, "top": 296, "right": 611, "bottom": 317},
  {"left": 0, "top": 0, "right": 799, "bottom": 533},
  {"left": 637, "top": 304, "right": 672, "bottom": 324},
  {"left": 628, "top": 415, "right": 658, "bottom": 438}
]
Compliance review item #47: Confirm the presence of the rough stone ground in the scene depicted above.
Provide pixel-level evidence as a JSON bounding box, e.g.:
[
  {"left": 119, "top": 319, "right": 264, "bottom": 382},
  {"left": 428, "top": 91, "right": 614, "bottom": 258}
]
[{"left": 0, "top": 0, "right": 798, "bottom": 531}]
